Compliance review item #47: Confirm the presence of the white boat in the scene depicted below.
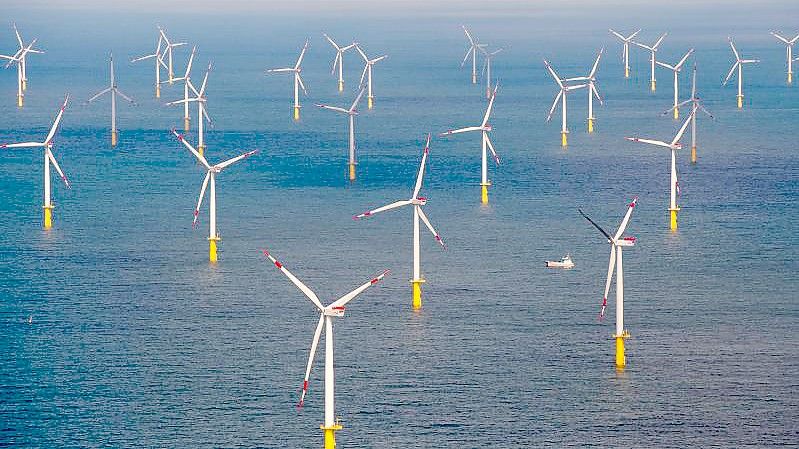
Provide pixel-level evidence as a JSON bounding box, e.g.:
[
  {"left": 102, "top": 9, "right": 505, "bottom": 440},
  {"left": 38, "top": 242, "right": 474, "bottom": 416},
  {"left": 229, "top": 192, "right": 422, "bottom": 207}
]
[{"left": 546, "top": 254, "right": 574, "bottom": 269}]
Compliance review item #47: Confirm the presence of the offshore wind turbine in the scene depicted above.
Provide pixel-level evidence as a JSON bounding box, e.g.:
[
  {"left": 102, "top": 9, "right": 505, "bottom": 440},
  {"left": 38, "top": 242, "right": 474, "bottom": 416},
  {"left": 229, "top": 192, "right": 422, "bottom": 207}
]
[
  {"left": 266, "top": 40, "right": 309, "bottom": 121},
  {"left": 770, "top": 31, "right": 799, "bottom": 84},
  {"left": 316, "top": 89, "right": 366, "bottom": 181},
  {"left": 632, "top": 33, "right": 667, "bottom": 91},
  {"left": 579, "top": 197, "right": 638, "bottom": 370},
  {"left": 609, "top": 29, "right": 641, "bottom": 78},
  {"left": 157, "top": 26, "right": 186, "bottom": 84},
  {"left": 131, "top": 34, "right": 167, "bottom": 98},
  {"left": 663, "top": 64, "right": 713, "bottom": 163},
  {"left": 0, "top": 95, "right": 70, "bottom": 229},
  {"left": 1, "top": 38, "right": 41, "bottom": 108},
  {"left": 656, "top": 48, "right": 694, "bottom": 119},
  {"left": 626, "top": 109, "right": 694, "bottom": 231},
  {"left": 172, "top": 130, "right": 256, "bottom": 262},
  {"left": 544, "top": 59, "right": 588, "bottom": 147},
  {"left": 354, "top": 134, "right": 446, "bottom": 309},
  {"left": 166, "top": 62, "right": 212, "bottom": 156},
  {"left": 723, "top": 37, "right": 760, "bottom": 109},
  {"left": 323, "top": 34, "right": 357, "bottom": 92},
  {"left": 163, "top": 46, "right": 196, "bottom": 131},
  {"left": 461, "top": 26, "right": 486, "bottom": 84},
  {"left": 355, "top": 44, "right": 387, "bottom": 109},
  {"left": 563, "top": 48, "right": 604, "bottom": 133},
  {"left": 479, "top": 46, "right": 503, "bottom": 99},
  {"left": 86, "top": 53, "right": 136, "bottom": 147},
  {"left": 440, "top": 85, "right": 500, "bottom": 204},
  {"left": 262, "top": 250, "right": 388, "bottom": 449}
]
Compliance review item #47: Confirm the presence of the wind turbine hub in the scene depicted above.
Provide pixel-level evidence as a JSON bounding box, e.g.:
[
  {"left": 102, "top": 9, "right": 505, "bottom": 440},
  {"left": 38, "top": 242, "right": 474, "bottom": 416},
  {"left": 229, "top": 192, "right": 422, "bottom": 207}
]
[{"left": 324, "top": 307, "right": 345, "bottom": 317}]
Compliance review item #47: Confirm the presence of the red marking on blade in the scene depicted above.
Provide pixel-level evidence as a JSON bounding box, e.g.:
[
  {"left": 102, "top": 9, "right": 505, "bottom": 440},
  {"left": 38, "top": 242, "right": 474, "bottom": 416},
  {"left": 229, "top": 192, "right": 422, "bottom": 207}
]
[
  {"left": 417, "top": 197, "right": 426, "bottom": 201},
  {"left": 364, "top": 212, "right": 371, "bottom": 216},
  {"left": 1, "top": 145, "right": 6, "bottom": 148},
  {"left": 332, "top": 306, "right": 345, "bottom": 310},
  {"left": 262, "top": 250, "right": 270, "bottom": 257},
  {"left": 370, "top": 278, "right": 379, "bottom": 284},
  {"left": 303, "top": 380, "right": 308, "bottom": 390},
  {"left": 623, "top": 237, "right": 636, "bottom": 242},
  {"left": 274, "top": 261, "right": 283, "bottom": 269}
]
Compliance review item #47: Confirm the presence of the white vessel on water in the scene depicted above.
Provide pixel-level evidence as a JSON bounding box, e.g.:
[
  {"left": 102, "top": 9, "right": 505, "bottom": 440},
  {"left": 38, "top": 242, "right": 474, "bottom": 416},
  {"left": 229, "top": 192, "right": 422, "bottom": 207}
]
[{"left": 546, "top": 254, "right": 575, "bottom": 269}]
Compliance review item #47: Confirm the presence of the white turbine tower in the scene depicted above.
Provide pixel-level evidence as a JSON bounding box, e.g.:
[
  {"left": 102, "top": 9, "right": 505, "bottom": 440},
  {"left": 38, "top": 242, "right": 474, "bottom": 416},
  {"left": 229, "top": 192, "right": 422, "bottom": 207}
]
[
  {"left": 544, "top": 59, "right": 588, "bottom": 147},
  {"left": 323, "top": 34, "right": 357, "bottom": 92},
  {"left": 354, "top": 134, "right": 446, "bottom": 309},
  {"left": 267, "top": 40, "right": 309, "bottom": 121},
  {"left": 632, "top": 33, "right": 667, "bottom": 91},
  {"left": 461, "top": 26, "right": 485, "bottom": 84},
  {"left": 770, "top": 31, "right": 799, "bottom": 84},
  {"left": 163, "top": 46, "right": 196, "bottom": 131},
  {"left": 440, "top": 85, "right": 500, "bottom": 204},
  {"left": 656, "top": 48, "right": 694, "bottom": 119},
  {"left": 724, "top": 37, "right": 760, "bottom": 109},
  {"left": 131, "top": 34, "right": 167, "bottom": 98},
  {"left": 262, "top": 250, "right": 388, "bottom": 449},
  {"left": 609, "top": 28, "right": 641, "bottom": 78},
  {"left": 1, "top": 95, "right": 70, "bottom": 229},
  {"left": 663, "top": 64, "right": 714, "bottom": 164},
  {"left": 579, "top": 197, "right": 638, "bottom": 370},
  {"left": 626, "top": 109, "right": 695, "bottom": 231},
  {"left": 86, "top": 53, "right": 136, "bottom": 147},
  {"left": 355, "top": 44, "right": 387, "bottom": 109},
  {"left": 479, "top": 46, "right": 503, "bottom": 99},
  {"left": 316, "top": 89, "right": 366, "bottom": 182},
  {"left": 172, "top": 130, "right": 257, "bottom": 263},
  {"left": 166, "top": 62, "right": 212, "bottom": 156},
  {"left": 562, "top": 48, "right": 604, "bottom": 133}
]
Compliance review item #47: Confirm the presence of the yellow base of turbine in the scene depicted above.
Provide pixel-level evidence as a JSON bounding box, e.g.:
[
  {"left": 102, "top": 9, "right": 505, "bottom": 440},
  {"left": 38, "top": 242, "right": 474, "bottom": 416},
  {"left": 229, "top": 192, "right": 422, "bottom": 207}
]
[
  {"left": 411, "top": 279, "right": 425, "bottom": 309},
  {"left": 651, "top": 80, "right": 656, "bottom": 92},
  {"left": 321, "top": 423, "right": 343, "bottom": 449},
  {"left": 209, "top": 237, "right": 219, "bottom": 263},
  {"left": 561, "top": 131, "right": 568, "bottom": 147},
  {"left": 367, "top": 96, "right": 373, "bottom": 109},
  {"left": 348, "top": 163, "right": 356, "bottom": 181},
  {"left": 338, "top": 81, "right": 344, "bottom": 92},
  {"left": 293, "top": 106, "right": 300, "bottom": 121},
  {"left": 587, "top": 119, "right": 594, "bottom": 133},
  {"left": 625, "top": 66, "right": 630, "bottom": 79},
  {"left": 480, "top": 182, "right": 490, "bottom": 204},
  {"left": 43, "top": 205, "right": 53, "bottom": 229},
  {"left": 22, "top": 79, "right": 27, "bottom": 91},
  {"left": 184, "top": 117, "right": 190, "bottom": 132},
  {"left": 737, "top": 95, "right": 743, "bottom": 109},
  {"left": 789, "top": 72, "right": 793, "bottom": 84},
  {"left": 614, "top": 330, "right": 630, "bottom": 369},
  {"left": 17, "top": 94, "right": 23, "bottom": 108},
  {"left": 198, "top": 145, "right": 205, "bottom": 157},
  {"left": 156, "top": 85, "right": 161, "bottom": 99},
  {"left": 111, "top": 131, "right": 118, "bottom": 147},
  {"left": 673, "top": 108, "right": 679, "bottom": 120},
  {"left": 669, "top": 208, "right": 679, "bottom": 231},
  {"left": 691, "top": 146, "right": 697, "bottom": 164}
]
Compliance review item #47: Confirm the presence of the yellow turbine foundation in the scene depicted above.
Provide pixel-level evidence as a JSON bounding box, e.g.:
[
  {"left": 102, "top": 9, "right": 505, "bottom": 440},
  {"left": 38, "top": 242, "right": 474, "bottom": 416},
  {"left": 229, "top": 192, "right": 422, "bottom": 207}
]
[
  {"left": 348, "top": 163, "right": 356, "bottom": 181},
  {"left": 111, "top": 131, "right": 118, "bottom": 147},
  {"left": 789, "top": 72, "right": 793, "bottom": 84},
  {"left": 737, "top": 95, "right": 743, "bottom": 109},
  {"left": 209, "top": 237, "right": 219, "bottom": 263},
  {"left": 615, "top": 333, "right": 628, "bottom": 369},
  {"left": 587, "top": 119, "right": 594, "bottom": 133},
  {"left": 293, "top": 106, "right": 300, "bottom": 121},
  {"left": 691, "top": 146, "right": 697, "bottom": 164},
  {"left": 155, "top": 84, "right": 161, "bottom": 99},
  {"left": 198, "top": 145, "right": 205, "bottom": 157},
  {"left": 625, "top": 66, "right": 630, "bottom": 79},
  {"left": 17, "top": 94, "right": 23, "bottom": 108},
  {"left": 22, "top": 79, "right": 27, "bottom": 91},
  {"left": 321, "top": 424, "right": 343, "bottom": 449},
  {"left": 480, "top": 182, "right": 490, "bottom": 204},
  {"left": 183, "top": 117, "right": 190, "bottom": 132},
  {"left": 338, "top": 80, "right": 344, "bottom": 92},
  {"left": 650, "top": 80, "right": 656, "bottom": 92},
  {"left": 367, "top": 96, "right": 373, "bottom": 109},
  {"left": 411, "top": 279, "right": 425, "bottom": 309},
  {"left": 561, "top": 131, "right": 568, "bottom": 148},
  {"left": 669, "top": 208, "right": 679, "bottom": 231},
  {"left": 673, "top": 108, "right": 679, "bottom": 120},
  {"left": 43, "top": 205, "right": 53, "bottom": 229}
]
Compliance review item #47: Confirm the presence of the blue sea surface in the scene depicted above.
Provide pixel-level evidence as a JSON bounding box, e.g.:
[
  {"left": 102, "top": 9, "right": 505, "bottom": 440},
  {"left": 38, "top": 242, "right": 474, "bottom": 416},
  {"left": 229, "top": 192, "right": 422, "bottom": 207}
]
[{"left": 1, "top": 4, "right": 797, "bottom": 448}]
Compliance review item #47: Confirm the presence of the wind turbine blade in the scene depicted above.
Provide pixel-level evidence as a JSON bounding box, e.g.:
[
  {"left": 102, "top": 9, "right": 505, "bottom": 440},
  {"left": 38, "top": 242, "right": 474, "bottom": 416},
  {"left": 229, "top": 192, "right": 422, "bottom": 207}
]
[
  {"left": 297, "top": 73, "right": 308, "bottom": 95},
  {"left": 1, "top": 142, "right": 43, "bottom": 148},
  {"left": 439, "top": 126, "right": 481, "bottom": 136},
  {"left": 350, "top": 88, "right": 366, "bottom": 111},
  {"left": 485, "top": 134, "right": 500, "bottom": 165},
  {"left": 266, "top": 68, "right": 294, "bottom": 73},
  {"left": 546, "top": 90, "right": 563, "bottom": 122},
  {"left": 578, "top": 208, "right": 613, "bottom": 241},
  {"left": 198, "top": 63, "right": 211, "bottom": 96},
  {"left": 330, "top": 52, "right": 340, "bottom": 75},
  {"left": 323, "top": 33, "right": 339, "bottom": 50},
  {"left": 591, "top": 83, "right": 604, "bottom": 105},
  {"left": 45, "top": 95, "right": 69, "bottom": 144},
  {"left": 86, "top": 87, "right": 112, "bottom": 103},
  {"left": 676, "top": 49, "right": 694, "bottom": 69},
  {"left": 298, "top": 314, "right": 324, "bottom": 408},
  {"left": 728, "top": 38, "right": 740, "bottom": 60},
  {"left": 115, "top": 89, "right": 136, "bottom": 104},
  {"left": 355, "top": 44, "right": 368, "bottom": 62},
  {"left": 417, "top": 207, "right": 445, "bottom": 249},
  {"left": 461, "top": 46, "right": 473, "bottom": 67},
  {"left": 481, "top": 87, "right": 497, "bottom": 127},
  {"left": 609, "top": 29, "right": 625, "bottom": 40},
  {"left": 628, "top": 29, "right": 642, "bottom": 40},
  {"left": 316, "top": 104, "right": 349, "bottom": 114},
  {"left": 463, "top": 25, "right": 475, "bottom": 45},
  {"left": 626, "top": 137, "right": 672, "bottom": 148},
  {"left": 411, "top": 134, "right": 431, "bottom": 199},
  {"left": 353, "top": 200, "right": 412, "bottom": 219},
  {"left": 172, "top": 129, "right": 211, "bottom": 169},
  {"left": 214, "top": 150, "right": 258, "bottom": 170},
  {"left": 601, "top": 246, "right": 617, "bottom": 319},
  {"left": 359, "top": 63, "right": 368, "bottom": 87},
  {"left": 589, "top": 48, "right": 604, "bottom": 77},
  {"left": 671, "top": 110, "right": 695, "bottom": 145},
  {"left": 662, "top": 99, "right": 693, "bottom": 115},
  {"left": 613, "top": 197, "right": 638, "bottom": 241},
  {"left": 655, "top": 61, "right": 674, "bottom": 70},
  {"left": 262, "top": 250, "right": 325, "bottom": 311},
  {"left": 328, "top": 270, "right": 390, "bottom": 309},
  {"left": 46, "top": 149, "right": 70, "bottom": 188},
  {"left": 295, "top": 40, "right": 309, "bottom": 69},
  {"left": 698, "top": 104, "right": 714, "bottom": 118},
  {"left": 543, "top": 60, "right": 564, "bottom": 88},
  {"left": 13, "top": 23, "right": 23, "bottom": 49},
  {"left": 723, "top": 62, "right": 738, "bottom": 85},
  {"left": 192, "top": 172, "right": 210, "bottom": 228},
  {"left": 371, "top": 55, "right": 387, "bottom": 64},
  {"left": 184, "top": 46, "right": 196, "bottom": 77},
  {"left": 653, "top": 33, "right": 668, "bottom": 49}
]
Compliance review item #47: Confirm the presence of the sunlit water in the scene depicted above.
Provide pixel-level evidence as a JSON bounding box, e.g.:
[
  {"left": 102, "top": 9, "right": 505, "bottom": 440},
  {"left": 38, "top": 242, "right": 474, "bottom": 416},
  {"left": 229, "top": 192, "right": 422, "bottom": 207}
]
[{"left": 1, "top": 5, "right": 797, "bottom": 448}]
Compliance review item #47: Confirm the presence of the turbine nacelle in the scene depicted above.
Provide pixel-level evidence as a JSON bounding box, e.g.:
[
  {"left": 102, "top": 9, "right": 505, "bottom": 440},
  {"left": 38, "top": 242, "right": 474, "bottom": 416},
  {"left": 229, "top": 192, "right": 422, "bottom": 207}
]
[
  {"left": 323, "top": 306, "right": 346, "bottom": 317},
  {"left": 411, "top": 197, "right": 427, "bottom": 206}
]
